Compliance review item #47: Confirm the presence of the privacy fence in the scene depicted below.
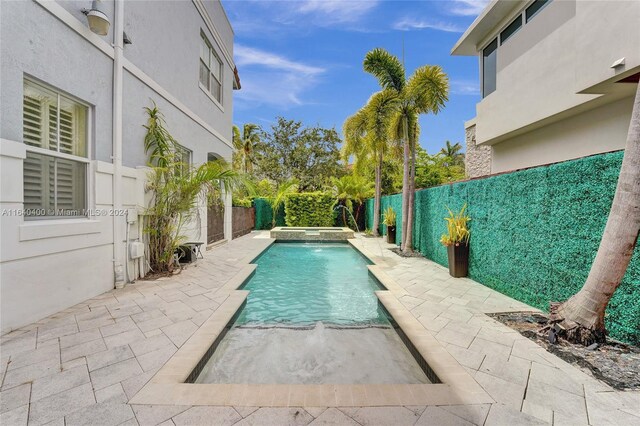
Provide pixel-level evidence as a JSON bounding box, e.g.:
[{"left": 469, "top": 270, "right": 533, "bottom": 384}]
[
  {"left": 253, "top": 198, "right": 285, "bottom": 230},
  {"left": 366, "top": 151, "right": 640, "bottom": 345}
]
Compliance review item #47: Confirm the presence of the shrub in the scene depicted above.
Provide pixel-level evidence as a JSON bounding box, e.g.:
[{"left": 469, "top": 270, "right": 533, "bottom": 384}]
[
  {"left": 232, "top": 198, "right": 252, "bottom": 208},
  {"left": 440, "top": 204, "right": 470, "bottom": 246},
  {"left": 285, "top": 192, "right": 335, "bottom": 227}
]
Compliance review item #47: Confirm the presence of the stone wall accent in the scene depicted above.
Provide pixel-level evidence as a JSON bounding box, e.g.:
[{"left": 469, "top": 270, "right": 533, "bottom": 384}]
[{"left": 465, "top": 124, "right": 492, "bottom": 178}]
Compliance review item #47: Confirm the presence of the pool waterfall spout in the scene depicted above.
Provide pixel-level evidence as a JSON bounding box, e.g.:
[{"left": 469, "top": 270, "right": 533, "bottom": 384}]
[{"left": 334, "top": 205, "right": 360, "bottom": 233}]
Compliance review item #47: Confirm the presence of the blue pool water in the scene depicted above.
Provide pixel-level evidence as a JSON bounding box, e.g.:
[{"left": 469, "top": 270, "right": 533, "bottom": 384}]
[{"left": 235, "top": 243, "right": 388, "bottom": 326}]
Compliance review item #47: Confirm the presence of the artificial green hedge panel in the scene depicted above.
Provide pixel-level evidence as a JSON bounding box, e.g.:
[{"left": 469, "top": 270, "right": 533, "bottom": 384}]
[
  {"left": 285, "top": 192, "right": 335, "bottom": 227},
  {"left": 365, "top": 194, "right": 402, "bottom": 244},
  {"left": 253, "top": 198, "right": 285, "bottom": 230},
  {"left": 366, "top": 151, "right": 640, "bottom": 345}
]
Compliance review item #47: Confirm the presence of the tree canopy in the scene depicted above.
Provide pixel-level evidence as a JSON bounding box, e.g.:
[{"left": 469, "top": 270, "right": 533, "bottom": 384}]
[{"left": 252, "top": 117, "right": 345, "bottom": 191}]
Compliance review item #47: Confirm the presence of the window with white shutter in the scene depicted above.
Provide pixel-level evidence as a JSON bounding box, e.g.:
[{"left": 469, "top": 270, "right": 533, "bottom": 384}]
[{"left": 22, "top": 79, "right": 89, "bottom": 219}]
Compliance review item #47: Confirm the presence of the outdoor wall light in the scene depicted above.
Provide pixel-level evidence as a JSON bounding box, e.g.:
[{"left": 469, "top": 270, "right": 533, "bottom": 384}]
[{"left": 81, "top": 0, "right": 110, "bottom": 36}]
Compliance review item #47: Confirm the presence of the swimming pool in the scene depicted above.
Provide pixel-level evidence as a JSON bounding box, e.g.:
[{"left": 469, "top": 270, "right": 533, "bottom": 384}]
[
  {"left": 236, "top": 243, "right": 387, "bottom": 326},
  {"left": 195, "top": 242, "right": 430, "bottom": 384}
]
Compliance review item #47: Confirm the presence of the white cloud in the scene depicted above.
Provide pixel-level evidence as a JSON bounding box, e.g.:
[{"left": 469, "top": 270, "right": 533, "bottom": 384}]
[
  {"left": 224, "top": 0, "right": 380, "bottom": 34},
  {"left": 393, "top": 17, "right": 464, "bottom": 33},
  {"left": 235, "top": 45, "right": 325, "bottom": 75},
  {"left": 234, "top": 44, "right": 325, "bottom": 108},
  {"left": 447, "top": 0, "right": 490, "bottom": 16},
  {"left": 293, "top": 0, "right": 380, "bottom": 25},
  {"left": 450, "top": 80, "right": 480, "bottom": 96}
]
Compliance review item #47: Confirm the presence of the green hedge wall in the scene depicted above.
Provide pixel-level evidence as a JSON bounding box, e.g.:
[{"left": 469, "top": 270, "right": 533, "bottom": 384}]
[
  {"left": 253, "top": 198, "right": 285, "bottom": 230},
  {"left": 366, "top": 151, "right": 640, "bottom": 345},
  {"left": 285, "top": 192, "right": 335, "bottom": 227}
]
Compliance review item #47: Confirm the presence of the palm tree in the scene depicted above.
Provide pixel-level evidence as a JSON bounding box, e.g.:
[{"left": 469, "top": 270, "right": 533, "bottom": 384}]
[
  {"left": 143, "top": 105, "right": 244, "bottom": 273},
  {"left": 331, "top": 175, "right": 353, "bottom": 227},
  {"left": 552, "top": 83, "right": 640, "bottom": 345},
  {"left": 364, "top": 48, "right": 448, "bottom": 252},
  {"left": 232, "top": 123, "right": 261, "bottom": 174},
  {"left": 349, "top": 174, "right": 375, "bottom": 225},
  {"left": 439, "top": 140, "right": 465, "bottom": 166},
  {"left": 343, "top": 91, "right": 398, "bottom": 236}
]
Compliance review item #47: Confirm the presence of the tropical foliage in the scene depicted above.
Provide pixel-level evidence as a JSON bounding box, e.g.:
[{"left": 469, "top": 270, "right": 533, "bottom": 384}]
[
  {"left": 268, "top": 178, "right": 299, "bottom": 228},
  {"left": 284, "top": 192, "right": 335, "bottom": 227},
  {"left": 143, "top": 104, "right": 243, "bottom": 273},
  {"left": 343, "top": 90, "right": 400, "bottom": 236},
  {"left": 440, "top": 204, "right": 470, "bottom": 247},
  {"left": 232, "top": 123, "right": 261, "bottom": 174},
  {"left": 415, "top": 146, "right": 465, "bottom": 189},
  {"left": 363, "top": 47, "right": 449, "bottom": 252},
  {"left": 439, "top": 141, "right": 465, "bottom": 167},
  {"left": 252, "top": 117, "right": 345, "bottom": 191},
  {"left": 382, "top": 206, "right": 396, "bottom": 227},
  {"left": 331, "top": 174, "right": 374, "bottom": 228}
]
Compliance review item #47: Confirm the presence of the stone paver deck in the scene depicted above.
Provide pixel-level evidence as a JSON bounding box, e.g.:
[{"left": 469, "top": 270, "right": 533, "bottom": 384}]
[{"left": 1, "top": 232, "right": 638, "bottom": 425}]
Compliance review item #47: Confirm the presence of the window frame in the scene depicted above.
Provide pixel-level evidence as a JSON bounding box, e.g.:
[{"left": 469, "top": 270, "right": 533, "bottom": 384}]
[
  {"left": 526, "top": 0, "right": 550, "bottom": 23},
  {"left": 199, "top": 31, "right": 224, "bottom": 110},
  {"left": 22, "top": 77, "right": 91, "bottom": 221},
  {"left": 175, "top": 144, "right": 192, "bottom": 177},
  {"left": 499, "top": 15, "right": 522, "bottom": 45},
  {"left": 481, "top": 38, "right": 498, "bottom": 98},
  {"left": 478, "top": 0, "right": 553, "bottom": 98}
]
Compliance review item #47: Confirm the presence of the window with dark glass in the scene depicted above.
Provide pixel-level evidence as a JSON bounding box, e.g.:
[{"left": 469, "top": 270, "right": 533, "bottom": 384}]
[
  {"left": 482, "top": 38, "right": 498, "bottom": 97},
  {"left": 526, "top": 0, "right": 550, "bottom": 23},
  {"left": 500, "top": 16, "right": 522, "bottom": 45}
]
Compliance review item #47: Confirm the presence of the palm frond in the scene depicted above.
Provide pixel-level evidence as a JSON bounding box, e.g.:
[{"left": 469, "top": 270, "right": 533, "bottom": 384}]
[
  {"left": 363, "top": 48, "right": 406, "bottom": 93},
  {"left": 406, "top": 65, "right": 449, "bottom": 115}
]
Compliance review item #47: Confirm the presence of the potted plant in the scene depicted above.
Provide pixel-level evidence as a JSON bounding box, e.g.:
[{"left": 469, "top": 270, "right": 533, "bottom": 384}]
[
  {"left": 440, "top": 204, "right": 470, "bottom": 278},
  {"left": 382, "top": 206, "right": 397, "bottom": 244}
]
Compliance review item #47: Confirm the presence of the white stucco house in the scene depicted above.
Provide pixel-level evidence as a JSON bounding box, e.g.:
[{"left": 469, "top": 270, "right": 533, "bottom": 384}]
[
  {"left": 452, "top": 0, "right": 640, "bottom": 177},
  {"left": 0, "top": 0, "right": 240, "bottom": 332}
]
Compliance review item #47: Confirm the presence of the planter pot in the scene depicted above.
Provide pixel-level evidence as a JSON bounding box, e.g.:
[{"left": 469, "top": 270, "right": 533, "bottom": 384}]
[
  {"left": 447, "top": 243, "right": 469, "bottom": 278},
  {"left": 386, "top": 226, "right": 396, "bottom": 244}
]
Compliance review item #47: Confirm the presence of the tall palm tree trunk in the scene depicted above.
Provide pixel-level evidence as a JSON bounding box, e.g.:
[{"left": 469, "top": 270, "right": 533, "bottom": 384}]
[
  {"left": 405, "top": 139, "right": 417, "bottom": 252},
  {"left": 373, "top": 152, "right": 383, "bottom": 236},
  {"left": 552, "top": 84, "right": 640, "bottom": 345},
  {"left": 401, "top": 117, "right": 410, "bottom": 250}
]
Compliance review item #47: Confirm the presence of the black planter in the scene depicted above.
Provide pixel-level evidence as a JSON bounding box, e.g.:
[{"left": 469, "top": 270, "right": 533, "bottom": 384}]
[
  {"left": 447, "top": 243, "right": 469, "bottom": 278},
  {"left": 386, "top": 226, "right": 396, "bottom": 244}
]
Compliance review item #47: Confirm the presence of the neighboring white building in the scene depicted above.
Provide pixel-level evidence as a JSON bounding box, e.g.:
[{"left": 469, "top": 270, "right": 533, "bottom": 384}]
[
  {"left": 0, "top": 0, "right": 240, "bottom": 332},
  {"left": 452, "top": 0, "right": 640, "bottom": 177}
]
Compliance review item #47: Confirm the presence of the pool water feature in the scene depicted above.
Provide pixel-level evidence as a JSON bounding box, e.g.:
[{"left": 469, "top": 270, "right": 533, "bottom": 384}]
[{"left": 196, "top": 242, "right": 430, "bottom": 385}]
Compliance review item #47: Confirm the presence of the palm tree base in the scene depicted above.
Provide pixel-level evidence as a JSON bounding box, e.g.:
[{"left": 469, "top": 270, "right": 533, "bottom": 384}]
[{"left": 549, "top": 302, "right": 607, "bottom": 346}]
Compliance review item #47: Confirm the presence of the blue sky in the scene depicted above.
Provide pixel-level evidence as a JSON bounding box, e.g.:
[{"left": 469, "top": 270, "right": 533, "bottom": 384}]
[{"left": 223, "top": 0, "right": 487, "bottom": 154}]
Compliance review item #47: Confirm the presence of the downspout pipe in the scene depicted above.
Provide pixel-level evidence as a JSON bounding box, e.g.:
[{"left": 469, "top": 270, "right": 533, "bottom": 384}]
[{"left": 112, "top": 0, "right": 125, "bottom": 288}]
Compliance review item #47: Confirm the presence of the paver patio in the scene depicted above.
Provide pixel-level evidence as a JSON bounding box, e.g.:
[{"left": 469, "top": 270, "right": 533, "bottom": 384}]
[{"left": 1, "top": 232, "right": 638, "bottom": 425}]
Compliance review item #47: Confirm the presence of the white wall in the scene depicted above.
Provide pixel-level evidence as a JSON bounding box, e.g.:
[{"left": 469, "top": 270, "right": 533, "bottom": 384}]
[
  {"left": 491, "top": 96, "right": 633, "bottom": 173},
  {"left": 0, "top": 139, "right": 146, "bottom": 332},
  {"left": 0, "top": 0, "right": 237, "bottom": 333},
  {"left": 473, "top": 0, "right": 640, "bottom": 145}
]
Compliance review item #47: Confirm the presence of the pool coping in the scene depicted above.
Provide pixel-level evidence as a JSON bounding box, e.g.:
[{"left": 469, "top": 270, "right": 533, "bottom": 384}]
[
  {"left": 270, "top": 226, "right": 355, "bottom": 241},
  {"left": 130, "top": 237, "right": 493, "bottom": 407}
]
